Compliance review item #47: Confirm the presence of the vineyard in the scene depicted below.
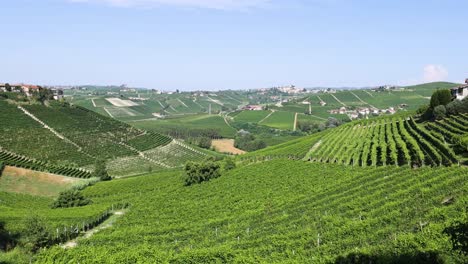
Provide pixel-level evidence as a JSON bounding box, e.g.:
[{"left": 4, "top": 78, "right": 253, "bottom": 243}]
[
  {"left": 0, "top": 99, "right": 214, "bottom": 177},
  {"left": 7, "top": 160, "right": 462, "bottom": 263},
  {"left": 304, "top": 115, "right": 464, "bottom": 167}
]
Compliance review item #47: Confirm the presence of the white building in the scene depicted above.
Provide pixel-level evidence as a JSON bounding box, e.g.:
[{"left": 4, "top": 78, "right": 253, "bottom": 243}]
[{"left": 451, "top": 80, "right": 468, "bottom": 100}]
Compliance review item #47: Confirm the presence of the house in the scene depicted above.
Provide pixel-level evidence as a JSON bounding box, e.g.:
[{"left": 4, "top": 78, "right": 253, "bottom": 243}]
[
  {"left": 451, "top": 80, "right": 468, "bottom": 100},
  {"left": 339, "top": 107, "right": 347, "bottom": 114},
  {"left": 51, "top": 88, "right": 64, "bottom": 100},
  {"left": 19, "top": 84, "right": 40, "bottom": 96}
]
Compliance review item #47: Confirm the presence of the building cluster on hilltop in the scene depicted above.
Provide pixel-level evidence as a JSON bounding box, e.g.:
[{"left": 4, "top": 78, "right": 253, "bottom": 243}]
[
  {"left": 329, "top": 106, "right": 398, "bottom": 120},
  {"left": 0, "top": 83, "right": 64, "bottom": 100}
]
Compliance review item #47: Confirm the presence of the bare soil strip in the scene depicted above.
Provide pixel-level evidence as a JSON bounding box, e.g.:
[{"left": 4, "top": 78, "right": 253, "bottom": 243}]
[
  {"left": 258, "top": 110, "right": 275, "bottom": 123},
  {"left": 350, "top": 91, "right": 376, "bottom": 108},
  {"left": 330, "top": 94, "right": 347, "bottom": 107},
  {"left": 211, "top": 139, "right": 246, "bottom": 155},
  {"left": 105, "top": 98, "right": 138, "bottom": 107},
  {"left": 61, "top": 210, "right": 127, "bottom": 249},
  {"left": 293, "top": 113, "right": 298, "bottom": 131}
]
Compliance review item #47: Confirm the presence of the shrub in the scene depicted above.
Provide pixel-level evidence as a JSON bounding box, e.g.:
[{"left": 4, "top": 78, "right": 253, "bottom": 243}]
[
  {"left": 433, "top": 105, "right": 447, "bottom": 120},
  {"left": 430, "top": 89, "right": 452, "bottom": 109},
  {"left": 51, "top": 190, "right": 92, "bottom": 209},
  {"left": 184, "top": 161, "right": 221, "bottom": 186},
  {"left": 0, "top": 161, "right": 4, "bottom": 174},
  {"left": 22, "top": 215, "right": 51, "bottom": 252},
  {"left": 223, "top": 159, "right": 236, "bottom": 171},
  {"left": 94, "top": 159, "right": 111, "bottom": 181}
]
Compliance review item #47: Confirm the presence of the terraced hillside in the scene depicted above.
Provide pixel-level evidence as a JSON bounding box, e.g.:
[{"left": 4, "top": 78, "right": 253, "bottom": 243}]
[
  {"left": 0, "top": 160, "right": 463, "bottom": 263},
  {"left": 242, "top": 113, "right": 467, "bottom": 168},
  {"left": 0, "top": 99, "right": 215, "bottom": 177}
]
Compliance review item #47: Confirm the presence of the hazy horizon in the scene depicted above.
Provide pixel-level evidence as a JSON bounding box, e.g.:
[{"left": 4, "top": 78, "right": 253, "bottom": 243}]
[{"left": 1, "top": 0, "right": 467, "bottom": 90}]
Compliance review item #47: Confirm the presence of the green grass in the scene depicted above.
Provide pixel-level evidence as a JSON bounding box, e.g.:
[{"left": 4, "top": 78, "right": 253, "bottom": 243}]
[
  {"left": 233, "top": 110, "right": 271, "bottom": 123},
  {"left": 129, "top": 114, "right": 237, "bottom": 138},
  {"left": 261, "top": 111, "right": 295, "bottom": 130}
]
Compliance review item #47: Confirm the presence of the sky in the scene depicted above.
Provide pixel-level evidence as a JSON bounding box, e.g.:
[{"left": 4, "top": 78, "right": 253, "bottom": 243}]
[{"left": 1, "top": 0, "right": 467, "bottom": 90}]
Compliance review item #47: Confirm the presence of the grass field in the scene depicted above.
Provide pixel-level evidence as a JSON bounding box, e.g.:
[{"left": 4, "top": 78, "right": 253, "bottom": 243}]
[
  {"left": 129, "top": 114, "right": 237, "bottom": 138},
  {"left": 0, "top": 166, "right": 91, "bottom": 197},
  {"left": 233, "top": 110, "right": 271, "bottom": 123},
  {"left": 260, "top": 111, "right": 295, "bottom": 130}
]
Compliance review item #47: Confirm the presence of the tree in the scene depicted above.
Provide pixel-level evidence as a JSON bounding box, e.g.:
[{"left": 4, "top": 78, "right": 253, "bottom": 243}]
[
  {"left": 430, "top": 89, "right": 452, "bottom": 109},
  {"left": 51, "top": 190, "right": 92, "bottom": 209},
  {"left": 5, "top": 83, "right": 11, "bottom": 92},
  {"left": 433, "top": 105, "right": 447, "bottom": 120},
  {"left": 184, "top": 161, "right": 221, "bottom": 186},
  {"left": 94, "top": 159, "right": 111, "bottom": 181},
  {"left": 446, "top": 100, "right": 463, "bottom": 115}
]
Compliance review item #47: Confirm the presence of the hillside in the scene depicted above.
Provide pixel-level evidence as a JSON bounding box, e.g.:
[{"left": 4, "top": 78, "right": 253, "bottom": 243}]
[
  {"left": 0, "top": 160, "right": 464, "bottom": 263},
  {"left": 0, "top": 99, "right": 215, "bottom": 177},
  {"left": 242, "top": 113, "right": 468, "bottom": 167}
]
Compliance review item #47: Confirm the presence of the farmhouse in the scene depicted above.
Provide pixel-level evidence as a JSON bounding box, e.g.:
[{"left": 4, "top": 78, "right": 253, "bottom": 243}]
[
  {"left": 51, "top": 88, "right": 64, "bottom": 100},
  {"left": 450, "top": 79, "right": 468, "bottom": 100},
  {"left": 242, "top": 105, "right": 263, "bottom": 111}
]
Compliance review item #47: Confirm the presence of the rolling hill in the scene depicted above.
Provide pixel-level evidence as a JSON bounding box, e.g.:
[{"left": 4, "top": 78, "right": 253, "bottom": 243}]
[{"left": 0, "top": 99, "right": 216, "bottom": 177}]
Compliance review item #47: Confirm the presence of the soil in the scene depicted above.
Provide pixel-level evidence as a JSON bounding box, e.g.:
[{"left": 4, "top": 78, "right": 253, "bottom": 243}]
[{"left": 211, "top": 139, "right": 246, "bottom": 155}]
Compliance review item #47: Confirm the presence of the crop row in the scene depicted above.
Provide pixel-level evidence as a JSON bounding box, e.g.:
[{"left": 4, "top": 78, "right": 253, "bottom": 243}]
[{"left": 0, "top": 148, "right": 92, "bottom": 178}]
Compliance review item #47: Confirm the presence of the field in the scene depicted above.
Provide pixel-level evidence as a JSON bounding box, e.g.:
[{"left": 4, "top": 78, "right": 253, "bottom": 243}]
[
  {"left": 0, "top": 160, "right": 464, "bottom": 263},
  {"left": 0, "top": 166, "right": 91, "bottom": 197},
  {"left": 128, "top": 114, "right": 237, "bottom": 139},
  {"left": 211, "top": 139, "right": 246, "bottom": 155}
]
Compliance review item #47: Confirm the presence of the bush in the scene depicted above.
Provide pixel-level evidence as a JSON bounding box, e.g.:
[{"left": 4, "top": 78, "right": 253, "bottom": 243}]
[
  {"left": 0, "top": 161, "right": 4, "bottom": 174},
  {"left": 51, "top": 190, "right": 92, "bottom": 209},
  {"left": 94, "top": 159, "right": 111, "bottom": 181},
  {"left": 223, "top": 159, "right": 236, "bottom": 171},
  {"left": 433, "top": 105, "right": 447, "bottom": 120},
  {"left": 184, "top": 161, "right": 221, "bottom": 186},
  {"left": 22, "top": 215, "right": 51, "bottom": 252},
  {"left": 430, "top": 89, "right": 452, "bottom": 109}
]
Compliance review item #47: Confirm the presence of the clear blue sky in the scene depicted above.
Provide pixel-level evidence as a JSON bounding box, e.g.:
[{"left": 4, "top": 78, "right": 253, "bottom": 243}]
[{"left": 1, "top": 0, "right": 467, "bottom": 90}]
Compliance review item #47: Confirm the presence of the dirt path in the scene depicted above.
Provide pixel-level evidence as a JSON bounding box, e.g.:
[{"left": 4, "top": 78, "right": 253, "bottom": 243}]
[
  {"left": 18, "top": 106, "right": 85, "bottom": 153},
  {"left": 316, "top": 95, "right": 326, "bottom": 105},
  {"left": 258, "top": 110, "right": 275, "bottom": 124},
  {"left": 330, "top": 94, "right": 347, "bottom": 107},
  {"left": 211, "top": 139, "right": 246, "bottom": 155},
  {"left": 350, "top": 91, "right": 376, "bottom": 108},
  {"left": 91, "top": 99, "right": 97, "bottom": 107},
  {"left": 103, "top": 107, "right": 114, "bottom": 118},
  {"left": 177, "top": 98, "right": 189, "bottom": 108},
  {"left": 364, "top": 90, "right": 374, "bottom": 97},
  {"left": 61, "top": 210, "right": 126, "bottom": 249},
  {"left": 303, "top": 140, "right": 322, "bottom": 160},
  {"left": 293, "top": 113, "right": 298, "bottom": 131}
]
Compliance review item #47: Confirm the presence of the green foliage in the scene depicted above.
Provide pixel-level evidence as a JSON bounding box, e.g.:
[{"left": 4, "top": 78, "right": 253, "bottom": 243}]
[
  {"left": 94, "top": 159, "right": 111, "bottom": 181},
  {"left": 28, "top": 160, "right": 467, "bottom": 263},
  {"left": 223, "top": 158, "right": 236, "bottom": 171},
  {"left": 50, "top": 190, "right": 92, "bottom": 209},
  {"left": 234, "top": 133, "right": 267, "bottom": 152},
  {"left": 184, "top": 161, "right": 221, "bottom": 186},
  {"left": 430, "top": 89, "right": 452, "bottom": 109},
  {"left": 444, "top": 221, "right": 468, "bottom": 256},
  {"left": 22, "top": 215, "right": 51, "bottom": 253},
  {"left": 434, "top": 105, "right": 447, "bottom": 120}
]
